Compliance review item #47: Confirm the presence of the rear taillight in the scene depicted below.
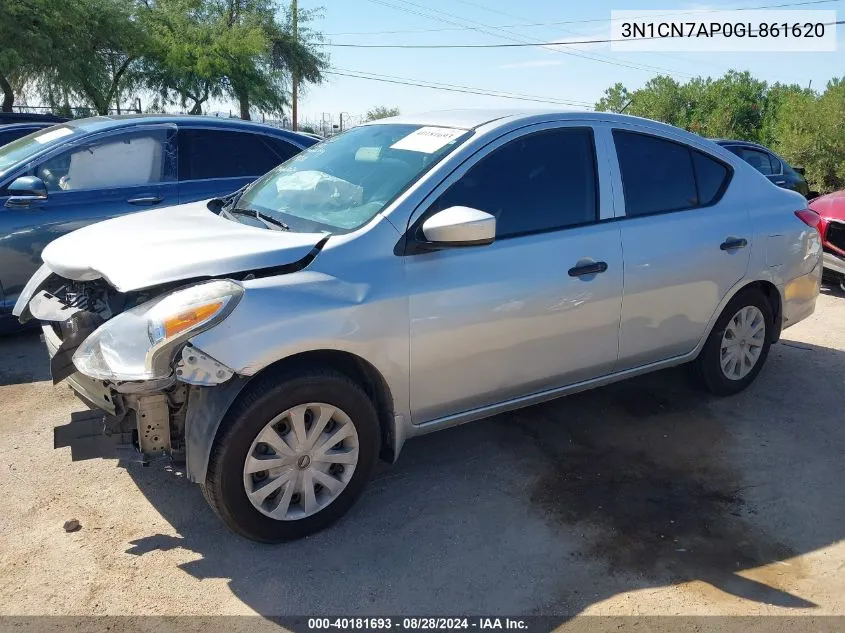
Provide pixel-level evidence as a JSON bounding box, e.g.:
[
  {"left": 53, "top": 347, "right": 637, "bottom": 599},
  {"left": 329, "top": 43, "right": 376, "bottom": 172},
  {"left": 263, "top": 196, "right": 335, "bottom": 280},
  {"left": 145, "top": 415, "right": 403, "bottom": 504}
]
[{"left": 795, "top": 208, "right": 824, "bottom": 236}]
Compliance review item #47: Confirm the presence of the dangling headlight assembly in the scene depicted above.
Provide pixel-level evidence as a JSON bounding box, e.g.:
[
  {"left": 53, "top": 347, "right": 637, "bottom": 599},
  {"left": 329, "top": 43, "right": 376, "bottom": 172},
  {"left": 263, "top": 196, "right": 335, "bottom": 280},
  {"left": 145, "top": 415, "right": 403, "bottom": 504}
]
[{"left": 72, "top": 280, "right": 243, "bottom": 381}]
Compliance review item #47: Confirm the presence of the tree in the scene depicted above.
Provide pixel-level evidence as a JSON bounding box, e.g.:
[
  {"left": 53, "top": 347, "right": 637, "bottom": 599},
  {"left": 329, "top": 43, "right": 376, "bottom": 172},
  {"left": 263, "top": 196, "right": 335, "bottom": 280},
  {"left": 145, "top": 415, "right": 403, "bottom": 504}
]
[
  {"left": 595, "top": 71, "right": 845, "bottom": 193},
  {"left": 774, "top": 78, "right": 845, "bottom": 193},
  {"left": 26, "top": 0, "right": 150, "bottom": 115},
  {"left": 141, "top": 0, "right": 327, "bottom": 120},
  {"left": 625, "top": 75, "right": 687, "bottom": 128},
  {"left": 366, "top": 106, "right": 400, "bottom": 121},
  {"left": 595, "top": 83, "right": 630, "bottom": 114},
  {"left": 0, "top": 0, "right": 63, "bottom": 111}
]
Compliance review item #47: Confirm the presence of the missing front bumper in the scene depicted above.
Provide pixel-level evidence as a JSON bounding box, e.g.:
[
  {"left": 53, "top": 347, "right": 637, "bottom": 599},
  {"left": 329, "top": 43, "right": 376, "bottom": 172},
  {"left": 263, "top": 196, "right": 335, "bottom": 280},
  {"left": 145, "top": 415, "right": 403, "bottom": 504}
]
[{"left": 44, "top": 325, "right": 178, "bottom": 462}]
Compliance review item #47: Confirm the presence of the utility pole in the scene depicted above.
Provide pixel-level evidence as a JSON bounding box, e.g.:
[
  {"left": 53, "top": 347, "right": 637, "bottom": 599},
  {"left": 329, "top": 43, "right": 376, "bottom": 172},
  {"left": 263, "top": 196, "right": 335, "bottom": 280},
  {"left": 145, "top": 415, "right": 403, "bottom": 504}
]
[{"left": 291, "top": 0, "right": 299, "bottom": 131}]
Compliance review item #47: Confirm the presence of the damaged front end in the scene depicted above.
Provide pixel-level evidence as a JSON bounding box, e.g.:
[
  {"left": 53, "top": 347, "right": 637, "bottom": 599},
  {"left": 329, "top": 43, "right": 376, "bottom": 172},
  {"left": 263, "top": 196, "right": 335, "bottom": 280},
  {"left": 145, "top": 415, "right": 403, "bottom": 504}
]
[{"left": 16, "top": 267, "right": 243, "bottom": 467}]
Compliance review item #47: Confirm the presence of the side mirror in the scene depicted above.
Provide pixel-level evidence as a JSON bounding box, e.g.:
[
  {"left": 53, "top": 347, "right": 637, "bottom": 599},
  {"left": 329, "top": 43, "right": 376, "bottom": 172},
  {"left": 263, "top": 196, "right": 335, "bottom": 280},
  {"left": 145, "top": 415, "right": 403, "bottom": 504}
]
[
  {"left": 419, "top": 206, "right": 496, "bottom": 249},
  {"left": 794, "top": 166, "right": 806, "bottom": 176},
  {"left": 5, "top": 176, "right": 48, "bottom": 208}
]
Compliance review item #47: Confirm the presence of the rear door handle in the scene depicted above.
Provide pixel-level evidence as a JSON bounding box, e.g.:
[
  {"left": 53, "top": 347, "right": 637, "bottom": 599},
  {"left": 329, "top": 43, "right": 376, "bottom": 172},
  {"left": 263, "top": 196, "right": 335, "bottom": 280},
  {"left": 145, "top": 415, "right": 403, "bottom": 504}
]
[
  {"left": 127, "top": 195, "right": 164, "bottom": 205},
  {"left": 568, "top": 261, "right": 608, "bottom": 277},
  {"left": 720, "top": 237, "right": 748, "bottom": 251}
]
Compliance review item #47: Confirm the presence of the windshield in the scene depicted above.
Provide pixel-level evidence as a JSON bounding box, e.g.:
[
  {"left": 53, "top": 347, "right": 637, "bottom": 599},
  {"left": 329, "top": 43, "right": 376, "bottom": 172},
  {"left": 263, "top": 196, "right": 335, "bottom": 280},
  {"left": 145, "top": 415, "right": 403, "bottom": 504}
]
[
  {"left": 234, "top": 123, "right": 472, "bottom": 233},
  {"left": 0, "top": 124, "right": 83, "bottom": 176}
]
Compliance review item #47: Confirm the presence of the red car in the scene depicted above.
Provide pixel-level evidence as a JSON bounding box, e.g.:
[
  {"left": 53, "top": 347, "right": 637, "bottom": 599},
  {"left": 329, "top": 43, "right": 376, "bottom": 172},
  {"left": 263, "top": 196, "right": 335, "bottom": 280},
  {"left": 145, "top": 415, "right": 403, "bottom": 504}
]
[{"left": 809, "top": 190, "right": 845, "bottom": 292}]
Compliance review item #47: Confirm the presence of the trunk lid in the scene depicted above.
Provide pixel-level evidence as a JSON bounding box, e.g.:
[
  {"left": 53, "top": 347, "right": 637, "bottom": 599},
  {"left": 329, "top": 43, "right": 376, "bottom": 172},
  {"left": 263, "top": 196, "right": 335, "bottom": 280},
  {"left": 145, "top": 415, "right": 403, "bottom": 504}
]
[{"left": 40, "top": 200, "right": 328, "bottom": 291}]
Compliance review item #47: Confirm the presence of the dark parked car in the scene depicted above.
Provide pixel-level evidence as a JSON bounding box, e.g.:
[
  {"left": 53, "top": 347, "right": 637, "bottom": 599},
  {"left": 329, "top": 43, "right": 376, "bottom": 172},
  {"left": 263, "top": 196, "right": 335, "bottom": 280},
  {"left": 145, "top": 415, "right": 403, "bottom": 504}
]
[
  {"left": 0, "top": 115, "right": 317, "bottom": 332},
  {"left": 712, "top": 139, "right": 814, "bottom": 198},
  {"left": 0, "top": 122, "right": 57, "bottom": 147},
  {"left": 808, "top": 189, "right": 845, "bottom": 292},
  {"left": 0, "top": 112, "right": 70, "bottom": 125}
]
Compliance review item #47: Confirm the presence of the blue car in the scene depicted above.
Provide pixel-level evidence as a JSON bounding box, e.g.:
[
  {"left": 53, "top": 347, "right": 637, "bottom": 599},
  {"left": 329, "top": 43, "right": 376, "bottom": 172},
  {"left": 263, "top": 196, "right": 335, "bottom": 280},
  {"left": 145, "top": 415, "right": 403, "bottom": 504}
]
[{"left": 0, "top": 115, "right": 317, "bottom": 331}]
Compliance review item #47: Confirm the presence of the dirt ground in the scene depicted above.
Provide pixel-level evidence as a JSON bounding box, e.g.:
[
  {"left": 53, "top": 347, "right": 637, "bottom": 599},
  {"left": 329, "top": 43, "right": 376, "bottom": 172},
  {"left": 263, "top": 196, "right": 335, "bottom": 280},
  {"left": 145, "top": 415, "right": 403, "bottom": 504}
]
[{"left": 0, "top": 285, "right": 844, "bottom": 622}]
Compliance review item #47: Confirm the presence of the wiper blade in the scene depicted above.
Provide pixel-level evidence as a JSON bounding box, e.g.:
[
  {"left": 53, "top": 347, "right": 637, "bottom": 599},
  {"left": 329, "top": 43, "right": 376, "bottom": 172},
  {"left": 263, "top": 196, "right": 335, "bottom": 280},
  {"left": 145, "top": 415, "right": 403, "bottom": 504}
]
[{"left": 230, "top": 208, "right": 290, "bottom": 231}]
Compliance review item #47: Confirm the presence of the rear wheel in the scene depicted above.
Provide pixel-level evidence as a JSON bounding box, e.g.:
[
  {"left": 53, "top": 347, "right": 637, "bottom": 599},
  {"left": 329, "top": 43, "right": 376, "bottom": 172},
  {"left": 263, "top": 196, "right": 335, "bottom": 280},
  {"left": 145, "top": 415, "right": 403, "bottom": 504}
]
[
  {"left": 202, "top": 368, "right": 379, "bottom": 542},
  {"left": 692, "top": 289, "right": 774, "bottom": 396}
]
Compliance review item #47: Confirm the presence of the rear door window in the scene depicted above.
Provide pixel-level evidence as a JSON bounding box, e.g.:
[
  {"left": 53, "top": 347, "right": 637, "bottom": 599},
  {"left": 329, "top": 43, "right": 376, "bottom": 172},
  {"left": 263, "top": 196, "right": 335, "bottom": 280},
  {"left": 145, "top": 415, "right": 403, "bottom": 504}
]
[
  {"left": 613, "top": 130, "right": 731, "bottom": 217},
  {"left": 178, "top": 129, "right": 291, "bottom": 180},
  {"left": 613, "top": 131, "right": 698, "bottom": 216}
]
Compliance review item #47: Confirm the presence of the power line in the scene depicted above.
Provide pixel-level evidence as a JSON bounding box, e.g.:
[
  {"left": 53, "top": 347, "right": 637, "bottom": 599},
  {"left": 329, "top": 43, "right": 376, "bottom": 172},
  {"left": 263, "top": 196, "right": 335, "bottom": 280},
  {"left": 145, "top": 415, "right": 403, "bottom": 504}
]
[
  {"left": 328, "top": 0, "right": 842, "bottom": 36},
  {"left": 420, "top": 0, "right": 706, "bottom": 79},
  {"left": 331, "top": 67, "right": 595, "bottom": 106},
  {"left": 449, "top": 0, "right": 740, "bottom": 77},
  {"left": 359, "top": 0, "right": 699, "bottom": 78},
  {"left": 324, "top": 20, "right": 845, "bottom": 48},
  {"left": 325, "top": 69, "right": 593, "bottom": 108}
]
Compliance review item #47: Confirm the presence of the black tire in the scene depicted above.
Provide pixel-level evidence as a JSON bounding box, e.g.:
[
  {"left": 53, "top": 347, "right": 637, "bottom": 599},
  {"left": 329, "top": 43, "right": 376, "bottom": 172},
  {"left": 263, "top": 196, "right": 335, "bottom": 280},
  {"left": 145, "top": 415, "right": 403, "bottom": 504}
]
[
  {"left": 692, "top": 288, "right": 774, "bottom": 396},
  {"left": 201, "top": 368, "right": 380, "bottom": 543}
]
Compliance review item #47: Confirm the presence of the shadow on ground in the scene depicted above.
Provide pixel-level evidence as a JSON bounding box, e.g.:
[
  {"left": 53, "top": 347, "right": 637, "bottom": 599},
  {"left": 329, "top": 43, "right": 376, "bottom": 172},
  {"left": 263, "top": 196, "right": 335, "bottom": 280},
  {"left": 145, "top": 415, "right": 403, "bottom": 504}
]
[
  {"left": 0, "top": 330, "right": 50, "bottom": 386},
  {"left": 115, "top": 331, "right": 845, "bottom": 618}
]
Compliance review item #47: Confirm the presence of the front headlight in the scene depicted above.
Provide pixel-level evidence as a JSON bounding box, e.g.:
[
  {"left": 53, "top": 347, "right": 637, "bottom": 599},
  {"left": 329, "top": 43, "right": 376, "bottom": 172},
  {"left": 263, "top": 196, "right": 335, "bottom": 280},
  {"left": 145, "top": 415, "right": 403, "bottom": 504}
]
[{"left": 72, "top": 280, "right": 243, "bottom": 381}]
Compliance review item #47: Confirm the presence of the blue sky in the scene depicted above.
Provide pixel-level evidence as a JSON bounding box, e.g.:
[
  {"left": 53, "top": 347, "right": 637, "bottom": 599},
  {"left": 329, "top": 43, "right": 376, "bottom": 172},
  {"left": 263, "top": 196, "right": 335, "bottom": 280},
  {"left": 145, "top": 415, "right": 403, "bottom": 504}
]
[{"left": 294, "top": 0, "right": 843, "bottom": 126}]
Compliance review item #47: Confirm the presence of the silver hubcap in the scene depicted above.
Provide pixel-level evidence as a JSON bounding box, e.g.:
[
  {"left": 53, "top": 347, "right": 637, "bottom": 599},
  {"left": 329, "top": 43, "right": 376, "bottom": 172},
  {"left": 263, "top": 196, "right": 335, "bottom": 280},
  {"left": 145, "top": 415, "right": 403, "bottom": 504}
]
[
  {"left": 243, "top": 403, "right": 359, "bottom": 521},
  {"left": 720, "top": 306, "right": 766, "bottom": 381}
]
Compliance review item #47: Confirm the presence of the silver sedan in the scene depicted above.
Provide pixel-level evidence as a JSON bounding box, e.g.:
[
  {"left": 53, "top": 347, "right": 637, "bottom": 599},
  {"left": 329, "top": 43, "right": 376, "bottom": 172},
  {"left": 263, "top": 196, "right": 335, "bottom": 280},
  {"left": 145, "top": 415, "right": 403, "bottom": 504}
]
[{"left": 14, "top": 109, "right": 822, "bottom": 541}]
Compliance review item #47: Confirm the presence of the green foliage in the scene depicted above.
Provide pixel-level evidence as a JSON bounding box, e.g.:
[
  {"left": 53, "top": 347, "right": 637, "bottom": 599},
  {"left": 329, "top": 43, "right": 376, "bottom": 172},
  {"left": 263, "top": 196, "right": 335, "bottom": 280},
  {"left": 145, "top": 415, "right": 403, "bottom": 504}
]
[
  {"left": 0, "top": 0, "right": 68, "bottom": 110},
  {"left": 597, "top": 71, "right": 845, "bottom": 194},
  {"left": 140, "top": 0, "right": 327, "bottom": 118},
  {"left": 365, "top": 106, "right": 400, "bottom": 121},
  {"left": 595, "top": 83, "right": 631, "bottom": 114},
  {"left": 1, "top": 0, "right": 327, "bottom": 118},
  {"left": 773, "top": 78, "right": 845, "bottom": 193}
]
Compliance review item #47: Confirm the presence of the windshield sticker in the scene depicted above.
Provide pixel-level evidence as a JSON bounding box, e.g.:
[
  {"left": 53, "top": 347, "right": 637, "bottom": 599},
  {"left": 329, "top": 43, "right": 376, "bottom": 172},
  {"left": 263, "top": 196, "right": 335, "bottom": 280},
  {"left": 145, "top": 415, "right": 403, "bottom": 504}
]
[
  {"left": 34, "top": 127, "right": 74, "bottom": 144},
  {"left": 390, "top": 126, "right": 466, "bottom": 153}
]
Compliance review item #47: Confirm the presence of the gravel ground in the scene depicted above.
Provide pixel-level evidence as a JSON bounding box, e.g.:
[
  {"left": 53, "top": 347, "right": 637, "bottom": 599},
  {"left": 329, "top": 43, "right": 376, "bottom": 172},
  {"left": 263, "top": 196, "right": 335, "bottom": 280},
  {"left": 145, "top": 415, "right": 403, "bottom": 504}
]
[{"left": 0, "top": 285, "right": 844, "bottom": 621}]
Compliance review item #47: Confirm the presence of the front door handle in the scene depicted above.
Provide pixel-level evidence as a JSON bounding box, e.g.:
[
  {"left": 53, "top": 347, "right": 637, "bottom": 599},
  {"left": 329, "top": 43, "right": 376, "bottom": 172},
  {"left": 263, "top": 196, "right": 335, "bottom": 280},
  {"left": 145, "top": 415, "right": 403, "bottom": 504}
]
[
  {"left": 568, "top": 261, "right": 608, "bottom": 277},
  {"left": 127, "top": 195, "right": 164, "bottom": 205},
  {"left": 774, "top": 180, "right": 786, "bottom": 185},
  {"left": 720, "top": 237, "right": 748, "bottom": 251}
]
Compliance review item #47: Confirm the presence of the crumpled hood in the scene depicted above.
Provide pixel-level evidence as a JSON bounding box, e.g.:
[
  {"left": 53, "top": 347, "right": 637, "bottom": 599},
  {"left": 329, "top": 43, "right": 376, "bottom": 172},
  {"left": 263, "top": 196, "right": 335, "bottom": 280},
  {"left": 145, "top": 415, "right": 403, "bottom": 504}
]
[{"left": 40, "top": 200, "right": 327, "bottom": 291}]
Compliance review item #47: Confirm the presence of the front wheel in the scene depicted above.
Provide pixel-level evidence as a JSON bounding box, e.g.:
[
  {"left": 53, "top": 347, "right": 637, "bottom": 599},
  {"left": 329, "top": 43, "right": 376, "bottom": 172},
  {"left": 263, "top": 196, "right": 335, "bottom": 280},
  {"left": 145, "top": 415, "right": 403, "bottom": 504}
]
[
  {"left": 692, "top": 289, "right": 774, "bottom": 396},
  {"left": 202, "top": 368, "right": 380, "bottom": 542}
]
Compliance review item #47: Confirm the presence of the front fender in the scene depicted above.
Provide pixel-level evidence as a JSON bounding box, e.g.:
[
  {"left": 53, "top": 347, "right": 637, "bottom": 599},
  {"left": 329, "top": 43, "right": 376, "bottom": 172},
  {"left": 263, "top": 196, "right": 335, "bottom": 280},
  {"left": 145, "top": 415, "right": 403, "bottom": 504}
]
[{"left": 183, "top": 376, "right": 251, "bottom": 483}]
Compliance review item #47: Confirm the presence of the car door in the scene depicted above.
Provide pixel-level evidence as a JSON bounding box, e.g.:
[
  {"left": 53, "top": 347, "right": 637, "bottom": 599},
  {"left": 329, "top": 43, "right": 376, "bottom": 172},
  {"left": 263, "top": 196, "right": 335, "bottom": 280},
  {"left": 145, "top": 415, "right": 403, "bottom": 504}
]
[
  {"left": 404, "top": 123, "right": 623, "bottom": 424},
  {"left": 177, "top": 127, "right": 301, "bottom": 203},
  {"left": 0, "top": 124, "right": 177, "bottom": 314},
  {"left": 611, "top": 128, "right": 751, "bottom": 370}
]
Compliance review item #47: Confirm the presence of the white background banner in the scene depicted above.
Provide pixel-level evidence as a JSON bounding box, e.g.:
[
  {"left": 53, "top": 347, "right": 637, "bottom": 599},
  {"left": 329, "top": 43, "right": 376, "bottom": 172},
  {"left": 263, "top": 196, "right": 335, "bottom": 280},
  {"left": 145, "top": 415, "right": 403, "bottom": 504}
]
[{"left": 610, "top": 10, "right": 838, "bottom": 52}]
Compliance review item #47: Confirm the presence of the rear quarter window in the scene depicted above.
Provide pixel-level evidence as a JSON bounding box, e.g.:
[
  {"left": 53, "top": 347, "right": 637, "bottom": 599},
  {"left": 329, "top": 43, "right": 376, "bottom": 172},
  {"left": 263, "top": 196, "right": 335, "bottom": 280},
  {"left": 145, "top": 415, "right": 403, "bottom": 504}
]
[{"left": 691, "top": 150, "right": 731, "bottom": 206}]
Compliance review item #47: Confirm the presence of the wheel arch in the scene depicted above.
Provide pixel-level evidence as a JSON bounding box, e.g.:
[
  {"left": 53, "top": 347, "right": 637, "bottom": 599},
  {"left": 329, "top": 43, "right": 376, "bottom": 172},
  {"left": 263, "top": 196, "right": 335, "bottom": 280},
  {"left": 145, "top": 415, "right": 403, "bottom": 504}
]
[
  {"left": 184, "top": 348, "right": 398, "bottom": 484},
  {"left": 255, "top": 349, "right": 397, "bottom": 464},
  {"left": 738, "top": 279, "right": 783, "bottom": 342},
  {"left": 691, "top": 277, "right": 783, "bottom": 365}
]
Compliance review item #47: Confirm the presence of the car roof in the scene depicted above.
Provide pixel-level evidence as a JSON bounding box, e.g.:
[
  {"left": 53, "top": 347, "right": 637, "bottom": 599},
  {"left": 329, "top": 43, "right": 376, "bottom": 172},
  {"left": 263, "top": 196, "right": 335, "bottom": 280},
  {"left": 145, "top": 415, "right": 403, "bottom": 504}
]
[
  {"left": 62, "top": 114, "right": 316, "bottom": 145},
  {"left": 368, "top": 109, "right": 716, "bottom": 136},
  {"left": 711, "top": 139, "right": 772, "bottom": 151},
  {"left": 0, "top": 122, "right": 55, "bottom": 131},
  {"left": 0, "top": 112, "right": 70, "bottom": 125}
]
